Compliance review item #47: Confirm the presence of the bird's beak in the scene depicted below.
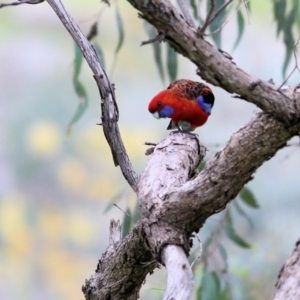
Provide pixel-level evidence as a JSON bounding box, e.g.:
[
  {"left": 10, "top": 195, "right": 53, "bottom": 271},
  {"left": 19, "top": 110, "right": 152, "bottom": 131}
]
[{"left": 152, "top": 112, "right": 160, "bottom": 119}]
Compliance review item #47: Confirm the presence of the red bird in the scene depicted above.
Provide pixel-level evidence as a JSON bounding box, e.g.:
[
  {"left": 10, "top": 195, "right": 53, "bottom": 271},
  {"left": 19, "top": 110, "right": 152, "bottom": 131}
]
[{"left": 148, "top": 79, "right": 215, "bottom": 131}]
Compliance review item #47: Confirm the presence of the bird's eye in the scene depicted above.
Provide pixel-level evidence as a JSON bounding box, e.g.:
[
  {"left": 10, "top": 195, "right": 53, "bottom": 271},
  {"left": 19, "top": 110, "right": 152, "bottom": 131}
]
[{"left": 157, "top": 101, "right": 162, "bottom": 107}]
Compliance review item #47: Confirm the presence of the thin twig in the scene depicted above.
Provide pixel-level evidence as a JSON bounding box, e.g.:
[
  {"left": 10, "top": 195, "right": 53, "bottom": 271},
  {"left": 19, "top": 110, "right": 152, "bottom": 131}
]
[
  {"left": 202, "top": 0, "right": 250, "bottom": 39},
  {"left": 208, "top": 0, "right": 233, "bottom": 27},
  {"left": 113, "top": 203, "right": 137, "bottom": 222},
  {"left": 176, "top": 0, "right": 195, "bottom": 27},
  {"left": 278, "top": 36, "right": 300, "bottom": 90},
  {"left": 190, "top": 234, "right": 202, "bottom": 268},
  {"left": 199, "top": 0, "right": 215, "bottom": 35},
  {"left": 0, "top": 0, "right": 43, "bottom": 8},
  {"left": 141, "top": 33, "right": 165, "bottom": 46}
]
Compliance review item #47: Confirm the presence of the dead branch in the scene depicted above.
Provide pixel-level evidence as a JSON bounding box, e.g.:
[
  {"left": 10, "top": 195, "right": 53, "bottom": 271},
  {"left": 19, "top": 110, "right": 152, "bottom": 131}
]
[{"left": 46, "top": 0, "right": 138, "bottom": 192}]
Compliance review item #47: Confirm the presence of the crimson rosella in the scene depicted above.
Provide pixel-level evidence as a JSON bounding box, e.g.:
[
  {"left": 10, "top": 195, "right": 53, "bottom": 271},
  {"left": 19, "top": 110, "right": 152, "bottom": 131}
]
[{"left": 148, "top": 79, "right": 215, "bottom": 132}]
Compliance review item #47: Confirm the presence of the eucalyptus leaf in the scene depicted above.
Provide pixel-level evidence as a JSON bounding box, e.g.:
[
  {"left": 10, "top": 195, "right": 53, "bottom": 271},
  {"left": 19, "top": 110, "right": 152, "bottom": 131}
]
[
  {"left": 115, "top": 7, "right": 125, "bottom": 54},
  {"left": 122, "top": 207, "right": 132, "bottom": 238},
  {"left": 143, "top": 21, "right": 165, "bottom": 82},
  {"left": 233, "top": 10, "right": 245, "bottom": 50},
  {"left": 207, "top": 0, "right": 227, "bottom": 48},
  {"left": 198, "top": 271, "right": 221, "bottom": 300},
  {"left": 166, "top": 45, "right": 178, "bottom": 81},
  {"left": 224, "top": 209, "right": 250, "bottom": 248},
  {"left": 239, "top": 187, "right": 259, "bottom": 208},
  {"left": 224, "top": 225, "right": 250, "bottom": 248}
]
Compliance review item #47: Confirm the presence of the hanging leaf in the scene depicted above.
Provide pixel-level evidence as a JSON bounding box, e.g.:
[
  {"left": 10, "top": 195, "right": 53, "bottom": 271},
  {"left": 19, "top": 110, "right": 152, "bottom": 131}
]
[
  {"left": 132, "top": 198, "right": 140, "bottom": 223},
  {"left": 207, "top": 0, "right": 227, "bottom": 48},
  {"left": 103, "top": 189, "right": 126, "bottom": 214},
  {"left": 93, "top": 42, "right": 106, "bottom": 70},
  {"left": 87, "top": 22, "right": 98, "bottom": 41},
  {"left": 233, "top": 200, "right": 254, "bottom": 228},
  {"left": 122, "top": 207, "right": 132, "bottom": 238},
  {"left": 197, "top": 271, "right": 221, "bottom": 300},
  {"left": 218, "top": 243, "right": 228, "bottom": 273},
  {"left": 67, "top": 43, "right": 88, "bottom": 134},
  {"left": 143, "top": 21, "right": 165, "bottom": 82},
  {"left": 114, "top": 7, "right": 125, "bottom": 54},
  {"left": 224, "top": 209, "right": 250, "bottom": 248},
  {"left": 66, "top": 97, "right": 88, "bottom": 135},
  {"left": 239, "top": 187, "right": 259, "bottom": 208},
  {"left": 232, "top": 10, "right": 245, "bottom": 50},
  {"left": 73, "top": 43, "right": 83, "bottom": 81},
  {"left": 282, "top": 10, "right": 296, "bottom": 76},
  {"left": 273, "top": 0, "right": 286, "bottom": 36},
  {"left": 104, "top": 202, "right": 115, "bottom": 214},
  {"left": 166, "top": 45, "right": 178, "bottom": 81},
  {"left": 190, "top": 0, "right": 198, "bottom": 20}
]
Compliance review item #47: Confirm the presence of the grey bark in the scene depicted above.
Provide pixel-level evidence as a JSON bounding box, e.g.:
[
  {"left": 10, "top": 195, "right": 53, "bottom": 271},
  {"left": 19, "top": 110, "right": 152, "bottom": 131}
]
[{"left": 273, "top": 238, "right": 300, "bottom": 300}]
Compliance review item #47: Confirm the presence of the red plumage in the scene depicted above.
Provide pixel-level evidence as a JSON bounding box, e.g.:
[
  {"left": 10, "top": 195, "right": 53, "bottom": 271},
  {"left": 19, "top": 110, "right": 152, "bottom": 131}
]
[{"left": 148, "top": 79, "right": 215, "bottom": 131}]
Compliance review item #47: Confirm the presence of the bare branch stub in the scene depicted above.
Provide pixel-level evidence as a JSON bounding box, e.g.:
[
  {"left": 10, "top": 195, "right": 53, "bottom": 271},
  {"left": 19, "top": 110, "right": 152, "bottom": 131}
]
[{"left": 141, "top": 32, "right": 165, "bottom": 46}]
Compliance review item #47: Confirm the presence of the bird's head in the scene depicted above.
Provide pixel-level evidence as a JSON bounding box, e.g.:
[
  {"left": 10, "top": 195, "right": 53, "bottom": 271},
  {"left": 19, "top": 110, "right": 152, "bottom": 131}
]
[
  {"left": 148, "top": 90, "right": 174, "bottom": 119},
  {"left": 197, "top": 88, "right": 215, "bottom": 115}
]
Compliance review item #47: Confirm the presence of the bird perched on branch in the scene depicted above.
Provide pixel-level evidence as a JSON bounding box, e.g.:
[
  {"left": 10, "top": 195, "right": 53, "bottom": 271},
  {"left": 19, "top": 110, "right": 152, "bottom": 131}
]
[{"left": 148, "top": 79, "right": 215, "bottom": 132}]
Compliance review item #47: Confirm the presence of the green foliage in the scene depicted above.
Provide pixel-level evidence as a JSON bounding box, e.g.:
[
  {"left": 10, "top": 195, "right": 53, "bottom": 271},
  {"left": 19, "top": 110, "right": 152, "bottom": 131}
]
[
  {"left": 67, "top": 43, "right": 88, "bottom": 134},
  {"left": 233, "top": 9, "right": 245, "bottom": 50},
  {"left": 143, "top": 22, "right": 165, "bottom": 82},
  {"left": 273, "top": 0, "right": 300, "bottom": 76},
  {"left": 224, "top": 210, "right": 251, "bottom": 248},
  {"left": 240, "top": 186, "right": 259, "bottom": 208},
  {"left": 190, "top": 0, "right": 199, "bottom": 20},
  {"left": 193, "top": 185, "right": 258, "bottom": 298},
  {"left": 166, "top": 45, "right": 178, "bottom": 81},
  {"left": 122, "top": 207, "right": 132, "bottom": 238},
  {"left": 197, "top": 270, "right": 232, "bottom": 300},
  {"left": 207, "top": 0, "right": 228, "bottom": 48},
  {"left": 114, "top": 7, "right": 125, "bottom": 55},
  {"left": 122, "top": 200, "right": 139, "bottom": 238}
]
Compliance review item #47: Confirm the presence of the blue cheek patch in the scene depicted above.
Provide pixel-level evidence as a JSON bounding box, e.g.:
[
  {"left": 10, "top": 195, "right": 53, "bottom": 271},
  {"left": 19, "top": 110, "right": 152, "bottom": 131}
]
[
  {"left": 159, "top": 105, "right": 174, "bottom": 118},
  {"left": 197, "top": 95, "right": 212, "bottom": 114}
]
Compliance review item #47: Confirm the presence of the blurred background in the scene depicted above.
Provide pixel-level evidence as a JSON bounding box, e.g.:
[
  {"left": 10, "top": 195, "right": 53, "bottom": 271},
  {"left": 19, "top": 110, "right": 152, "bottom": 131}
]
[{"left": 0, "top": 0, "right": 300, "bottom": 299}]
